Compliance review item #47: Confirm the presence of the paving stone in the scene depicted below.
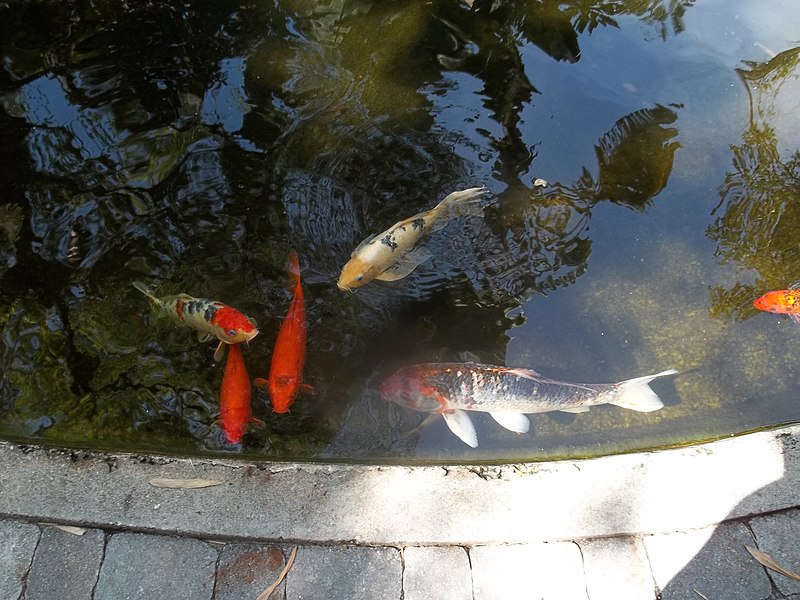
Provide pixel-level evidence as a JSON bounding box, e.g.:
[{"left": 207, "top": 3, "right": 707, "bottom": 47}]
[
  {"left": 285, "top": 545, "right": 401, "bottom": 600},
  {"left": 24, "top": 526, "right": 104, "bottom": 600},
  {"left": 470, "top": 542, "right": 588, "bottom": 600},
  {"left": 94, "top": 533, "right": 217, "bottom": 600},
  {"left": 213, "top": 542, "right": 287, "bottom": 600},
  {"left": 0, "top": 521, "right": 40, "bottom": 600},
  {"left": 402, "top": 546, "right": 472, "bottom": 600},
  {"left": 750, "top": 508, "right": 800, "bottom": 596},
  {"left": 579, "top": 536, "right": 656, "bottom": 600},
  {"left": 645, "top": 522, "right": 771, "bottom": 600}
]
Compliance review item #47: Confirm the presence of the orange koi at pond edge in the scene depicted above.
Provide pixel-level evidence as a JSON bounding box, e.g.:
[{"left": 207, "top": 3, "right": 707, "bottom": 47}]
[
  {"left": 753, "top": 289, "right": 800, "bottom": 323},
  {"left": 254, "top": 250, "right": 312, "bottom": 413},
  {"left": 219, "top": 343, "right": 263, "bottom": 444}
]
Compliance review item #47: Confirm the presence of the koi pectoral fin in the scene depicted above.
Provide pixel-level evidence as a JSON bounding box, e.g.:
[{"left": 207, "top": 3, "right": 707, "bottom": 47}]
[
  {"left": 253, "top": 378, "right": 269, "bottom": 390},
  {"left": 250, "top": 417, "right": 266, "bottom": 428},
  {"left": 442, "top": 409, "right": 478, "bottom": 448},
  {"left": 213, "top": 341, "right": 226, "bottom": 362},
  {"left": 374, "top": 247, "right": 432, "bottom": 281},
  {"left": 300, "top": 383, "right": 314, "bottom": 395},
  {"left": 560, "top": 406, "right": 590, "bottom": 414},
  {"left": 489, "top": 412, "right": 530, "bottom": 434}
]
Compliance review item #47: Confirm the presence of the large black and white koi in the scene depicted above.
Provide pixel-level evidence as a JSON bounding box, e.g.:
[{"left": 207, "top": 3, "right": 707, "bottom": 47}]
[{"left": 380, "top": 362, "right": 677, "bottom": 448}]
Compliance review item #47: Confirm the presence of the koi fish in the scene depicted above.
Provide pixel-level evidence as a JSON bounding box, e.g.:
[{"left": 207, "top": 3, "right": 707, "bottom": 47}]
[
  {"left": 380, "top": 362, "right": 677, "bottom": 448},
  {"left": 254, "top": 250, "right": 312, "bottom": 413},
  {"left": 133, "top": 282, "right": 259, "bottom": 362},
  {"left": 219, "top": 343, "right": 263, "bottom": 444},
  {"left": 753, "top": 288, "right": 800, "bottom": 323},
  {"left": 337, "top": 187, "right": 488, "bottom": 291}
]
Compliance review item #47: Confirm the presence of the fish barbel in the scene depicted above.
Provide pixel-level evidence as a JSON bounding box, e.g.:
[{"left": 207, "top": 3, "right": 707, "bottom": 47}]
[
  {"left": 337, "top": 186, "right": 488, "bottom": 291},
  {"left": 133, "top": 282, "right": 259, "bottom": 361},
  {"left": 380, "top": 362, "right": 678, "bottom": 448}
]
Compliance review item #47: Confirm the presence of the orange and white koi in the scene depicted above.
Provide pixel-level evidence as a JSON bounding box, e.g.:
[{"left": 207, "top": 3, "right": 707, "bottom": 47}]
[
  {"left": 337, "top": 187, "right": 488, "bottom": 291},
  {"left": 254, "top": 250, "right": 312, "bottom": 413},
  {"left": 380, "top": 362, "right": 677, "bottom": 448},
  {"left": 133, "top": 282, "right": 258, "bottom": 361},
  {"left": 753, "top": 288, "right": 800, "bottom": 323},
  {"left": 219, "top": 343, "right": 263, "bottom": 444}
]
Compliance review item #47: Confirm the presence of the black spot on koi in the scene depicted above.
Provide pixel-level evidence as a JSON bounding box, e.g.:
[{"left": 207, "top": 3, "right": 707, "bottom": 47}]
[
  {"left": 411, "top": 218, "right": 425, "bottom": 231},
  {"left": 380, "top": 234, "right": 398, "bottom": 250},
  {"left": 204, "top": 304, "right": 219, "bottom": 322}
]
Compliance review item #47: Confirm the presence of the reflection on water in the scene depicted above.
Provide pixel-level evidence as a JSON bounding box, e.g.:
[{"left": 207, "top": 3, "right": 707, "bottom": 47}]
[{"left": 0, "top": 0, "right": 799, "bottom": 462}]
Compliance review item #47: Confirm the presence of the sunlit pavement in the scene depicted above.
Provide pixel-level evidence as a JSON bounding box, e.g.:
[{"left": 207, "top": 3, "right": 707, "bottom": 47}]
[{"left": 1, "top": 425, "right": 799, "bottom": 599}]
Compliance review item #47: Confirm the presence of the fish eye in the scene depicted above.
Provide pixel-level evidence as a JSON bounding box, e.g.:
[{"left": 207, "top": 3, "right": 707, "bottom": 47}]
[
  {"left": 356, "top": 275, "right": 363, "bottom": 281},
  {"left": 228, "top": 329, "right": 236, "bottom": 337}
]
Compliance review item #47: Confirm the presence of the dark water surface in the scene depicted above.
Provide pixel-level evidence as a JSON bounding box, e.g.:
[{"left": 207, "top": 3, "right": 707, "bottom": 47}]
[{"left": 1, "top": 0, "right": 800, "bottom": 463}]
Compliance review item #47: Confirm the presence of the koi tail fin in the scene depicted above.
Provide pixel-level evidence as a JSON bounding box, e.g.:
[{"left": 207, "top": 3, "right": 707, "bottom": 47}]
[
  {"left": 432, "top": 187, "right": 489, "bottom": 226},
  {"left": 609, "top": 369, "right": 678, "bottom": 412},
  {"left": 286, "top": 250, "right": 301, "bottom": 287},
  {"left": 132, "top": 281, "right": 161, "bottom": 305}
]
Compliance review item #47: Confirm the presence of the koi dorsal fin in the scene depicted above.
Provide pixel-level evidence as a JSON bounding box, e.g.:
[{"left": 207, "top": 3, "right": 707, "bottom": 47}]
[{"left": 351, "top": 233, "right": 377, "bottom": 256}]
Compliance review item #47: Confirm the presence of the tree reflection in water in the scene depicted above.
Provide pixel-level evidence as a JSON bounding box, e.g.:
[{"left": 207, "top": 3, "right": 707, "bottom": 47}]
[
  {"left": 708, "top": 46, "right": 800, "bottom": 322},
  {"left": 0, "top": 0, "right": 696, "bottom": 459}
]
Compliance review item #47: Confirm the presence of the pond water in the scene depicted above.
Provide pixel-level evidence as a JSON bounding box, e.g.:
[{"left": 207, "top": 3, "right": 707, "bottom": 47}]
[{"left": 1, "top": 0, "right": 800, "bottom": 463}]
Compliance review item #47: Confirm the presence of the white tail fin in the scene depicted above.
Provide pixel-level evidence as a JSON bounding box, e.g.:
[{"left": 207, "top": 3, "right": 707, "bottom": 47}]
[
  {"left": 432, "top": 187, "right": 488, "bottom": 224},
  {"left": 609, "top": 369, "right": 677, "bottom": 412}
]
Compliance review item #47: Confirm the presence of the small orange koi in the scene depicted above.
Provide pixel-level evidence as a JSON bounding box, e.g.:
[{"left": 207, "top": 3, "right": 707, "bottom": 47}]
[
  {"left": 753, "top": 289, "right": 800, "bottom": 323},
  {"left": 219, "top": 344, "right": 263, "bottom": 444},
  {"left": 254, "top": 250, "right": 312, "bottom": 413},
  {"left": 133, "top": 282, "right": 259, "bottom": 361}
]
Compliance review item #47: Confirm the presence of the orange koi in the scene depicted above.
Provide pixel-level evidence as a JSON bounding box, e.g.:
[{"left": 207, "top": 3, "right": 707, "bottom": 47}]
[
  {"left": 254, "top": 250, "right": 312, "bottom": 413},
  {"left": 133, "top": 282, "right": 258, "bottom": 361},
  {"left": 219, "top": 344, "right": 263, "bottom": 444},
  {"left": 753, "top": 289, "right": 800, "bottom": 323}
]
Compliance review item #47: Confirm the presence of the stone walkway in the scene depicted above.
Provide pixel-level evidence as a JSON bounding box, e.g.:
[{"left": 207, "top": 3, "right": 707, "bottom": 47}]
[
  {"left": 4, "top": 512, "right": 800, "bottom": 599},
  {"left": 2, "top": 425, "right": 800, "bottom": 599}
]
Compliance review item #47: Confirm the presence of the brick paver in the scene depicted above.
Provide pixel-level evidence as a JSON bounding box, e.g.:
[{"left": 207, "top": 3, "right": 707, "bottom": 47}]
[
  {"left": 24, "top": 526, "right": 104, "bottom": 600},
  {"left": 0, "top": 521, "right": 40, "bottom": 600},
  {"left": 94, "top": 533, "right": 217, "bottom": 600},
  {"left": 402, "top": 546, "right": 472, "bottom": 600},
  {"left": 645, "top": 522, "right": 772, "bottom": 600}
]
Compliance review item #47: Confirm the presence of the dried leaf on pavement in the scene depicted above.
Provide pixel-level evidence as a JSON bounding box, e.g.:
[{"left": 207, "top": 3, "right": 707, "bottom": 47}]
[
  {"left": 746, "top": 545, "right": 800, "bottom": 581},
  {"left": 148, "top": 478, "right": 222, "bottom": 489},
  {"left": 256, "top": 545, "right": 298, "bottom": 600},
  {"left": 39, "top": 523, "right": 87, "bottom": 535}
]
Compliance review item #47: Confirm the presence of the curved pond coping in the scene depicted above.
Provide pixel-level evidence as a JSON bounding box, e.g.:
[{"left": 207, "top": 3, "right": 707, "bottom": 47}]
[{"left": 1, "top": 425, "right": 798, "bottom": 546}]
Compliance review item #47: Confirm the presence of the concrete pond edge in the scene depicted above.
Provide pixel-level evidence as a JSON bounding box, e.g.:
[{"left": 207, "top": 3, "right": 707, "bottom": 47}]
[{"left": 1, "top": 424, "right": 799, "bottom": 546}]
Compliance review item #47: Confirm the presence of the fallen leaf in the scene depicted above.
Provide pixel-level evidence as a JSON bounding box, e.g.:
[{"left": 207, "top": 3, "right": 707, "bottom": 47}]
[
  {"left": 746, "top": 545, "right": 800, "bottom": 581},
  {"left": 39, "top": 523, "right": 87, "bottom": 535},
  {"left": 256, "top": 545, "right": 298, "bottom": 600},
  {"left": 148, "top": 478, "right": 222, "bottom": 489}
]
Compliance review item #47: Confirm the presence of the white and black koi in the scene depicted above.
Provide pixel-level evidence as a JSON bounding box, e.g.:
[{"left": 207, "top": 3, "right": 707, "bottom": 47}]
[{"left": 337, "top": 187, "right": 489, "bottom": 291}]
